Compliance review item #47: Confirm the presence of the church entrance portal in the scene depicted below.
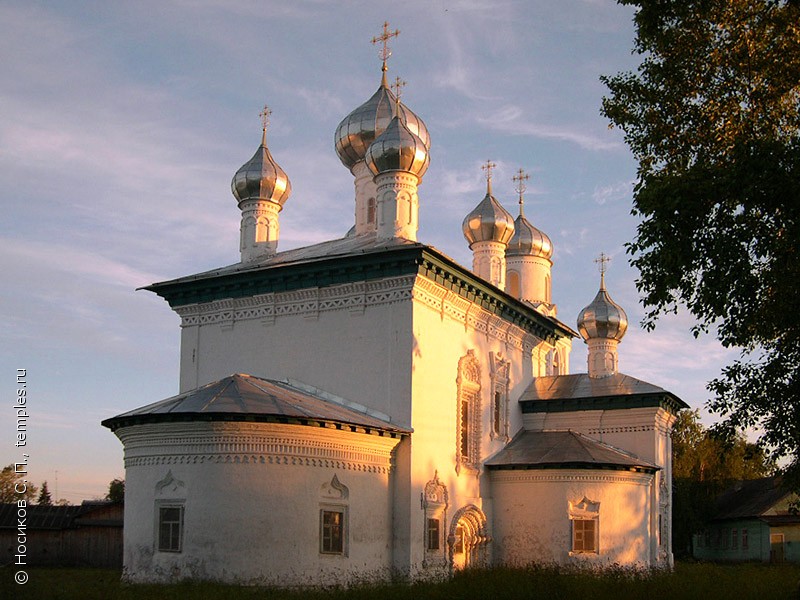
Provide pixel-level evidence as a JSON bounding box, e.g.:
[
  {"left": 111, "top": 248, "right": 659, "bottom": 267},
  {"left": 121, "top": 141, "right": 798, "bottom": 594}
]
[{"left": 448, "top": 505, "right": 489, "bottom": 570}]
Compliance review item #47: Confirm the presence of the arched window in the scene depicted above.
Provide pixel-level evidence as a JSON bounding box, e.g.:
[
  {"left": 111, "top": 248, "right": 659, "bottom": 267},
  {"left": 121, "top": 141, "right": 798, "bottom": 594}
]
[
  {"left": 545, "top": 274, "right": 551, "bottom": 303},
  {"left": 422, "top": 471, "right": 448, "bottom": 568},
  {"left": 456, "top": 350, "right": 481, "bottom": 473},
  {"left": 507, "top": 270, "right": 521, "bottom": 298},
  {"left": 367, "top": 197, "right": 376, "bottom": 229}
]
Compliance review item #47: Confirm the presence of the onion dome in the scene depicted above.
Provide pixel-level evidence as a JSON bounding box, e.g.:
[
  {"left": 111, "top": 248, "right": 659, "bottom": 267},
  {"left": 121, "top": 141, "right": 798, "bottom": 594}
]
[
  {"left": 364, "top": 114, "right": 430, "bottom": 178},
  {"left": 507, "top": 207, "right": 553, "bottom": 259},
  {"left": 462, "top": 177, "right": 515, "bottom": 247},
  {"left": 334, "top": 74, "right": 430, "bottom": 171},
  {"left": 577, "top": 270, "right": 628, "bottom": 342},
  {"left": 231, "top": 127, "right": 291, "bottom": 208}
]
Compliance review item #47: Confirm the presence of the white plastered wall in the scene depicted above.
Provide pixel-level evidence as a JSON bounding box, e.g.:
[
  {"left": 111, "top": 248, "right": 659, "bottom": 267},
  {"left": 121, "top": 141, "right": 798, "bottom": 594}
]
[
  {"left": 490, "top": 469, "right": 654, "bottom": 566},
  {"left": 117, "top": 422, "right": 400, "bottom": 585}
]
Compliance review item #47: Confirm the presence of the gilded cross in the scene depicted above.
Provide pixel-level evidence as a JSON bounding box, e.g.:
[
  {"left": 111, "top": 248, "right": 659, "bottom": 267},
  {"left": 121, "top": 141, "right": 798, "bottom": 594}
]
[
  {"left": 391, "top": 76, "right": 406, "bottom": 101},
  {"left": 259, "top": 105, "right": 271, "bottom": 131},
  {"left": 372, "top": 21, "right": 400, "bottom": 70},
  {"left": 594, "top": 252, "right": 611, "bottom": 275},
  {"left": 481, "top": 160, "right": 497, "bottom": 183},
  {"left": 512, "top": 168, "right": 529, "bottom": 214}
]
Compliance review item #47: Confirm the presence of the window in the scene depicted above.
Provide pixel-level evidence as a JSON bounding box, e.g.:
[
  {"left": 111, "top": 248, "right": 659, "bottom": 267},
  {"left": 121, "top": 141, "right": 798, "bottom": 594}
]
[
  {"left": 697, "top": 531, "right": 704, "bottom": 548},
  {"left": 367, "top": 197, "right": 376, "bottom": 228},
  {"left": 158, "top": 505, "right": 183, "bottom": 552},
  {"left": 507, "top": 270, "right": 521, "bottom": 298},
  {"left": 459, "top": 395, "right": 471, "bottom": 460},
  {"left": 742, "top": 528, "right": 749, "bottom": 550},
  {"left": 427, "top": 518, "right": 441, "bottom": 551},
  {"left": 731, "top": 528, "right": 738, "bottom": 550},
  {"left": 455, "top": 351, "right": 481, "bottom": 473},
  {"left": 572, "top": 519, "right": 597, "bottom": 553},
  {"left": 320, "top": 509, "right": 345, "bottom": 554},
  {"left": 422, "top": 472, "right": 448, "bottom": 567},
  {"left": 568, "top": 496, "right": 600, "bottom": 555},
  {"left": 492, "top": 391, "right": 502, "bottom": 436},
  {"left": 723, "top": 528, "right": 730, "bottom": 549},
  {"left": 490, "top": 352, "right": 510, "bottom": 441}
]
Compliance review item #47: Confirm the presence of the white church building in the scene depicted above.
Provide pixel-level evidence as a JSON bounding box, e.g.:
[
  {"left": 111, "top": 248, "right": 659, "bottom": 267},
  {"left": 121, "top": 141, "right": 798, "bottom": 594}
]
[{"left": 103, "top": 29, "right": 687, "bottom": 586}]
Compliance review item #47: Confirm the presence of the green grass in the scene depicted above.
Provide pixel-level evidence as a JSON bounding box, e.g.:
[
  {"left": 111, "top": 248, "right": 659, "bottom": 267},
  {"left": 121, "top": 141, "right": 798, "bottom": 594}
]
[{"left": 2, "top": 563, "right": 798, "bottom": 600}]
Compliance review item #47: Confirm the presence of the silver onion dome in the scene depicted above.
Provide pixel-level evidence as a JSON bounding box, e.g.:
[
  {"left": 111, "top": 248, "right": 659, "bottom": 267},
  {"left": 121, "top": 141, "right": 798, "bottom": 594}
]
[
  {"left": 577, "top": 274, "right": 628, "bottom": 341},
  {"left": 506, "top": 211, "right": 553, "bottom": 258},
  {"left": 365, "top": 114, "right": 430, "bottom": 178},
  {"left": 462, "top": 182, "right": 515, "bottom": 247},
  {"left": 334, "top": 74, "right": 430, "bottom": 171},
  {"left": 231, "top": 129, "right": 291, "bottom": 208}
]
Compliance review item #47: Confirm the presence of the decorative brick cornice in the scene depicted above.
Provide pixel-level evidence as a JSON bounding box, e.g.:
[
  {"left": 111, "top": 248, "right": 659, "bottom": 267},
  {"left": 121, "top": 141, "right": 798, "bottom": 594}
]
[
  {"left": 489, "top": 470, "right": 653, "bottom": 485},
  {"left": 175, "top": 276, "right": 415, "bottom": 327},
  {"left": 116, "top": 422, "right": 399, "bottom": 474},
  {"left": 412, "top": 276, "right": 547, "bottom": 351}
]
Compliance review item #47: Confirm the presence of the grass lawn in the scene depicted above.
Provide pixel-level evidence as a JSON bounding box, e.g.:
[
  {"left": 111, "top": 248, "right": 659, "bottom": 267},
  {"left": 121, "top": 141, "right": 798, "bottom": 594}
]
[{"left": 1, "top": 562, "right": 798, "bottom": 600}]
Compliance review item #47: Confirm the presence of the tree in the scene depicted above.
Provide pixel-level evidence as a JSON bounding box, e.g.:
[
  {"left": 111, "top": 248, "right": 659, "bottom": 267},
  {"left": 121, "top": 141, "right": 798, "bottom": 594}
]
[
  {"left": 601, "top": 0, "right": 800, "bottom": 486},
  {"left": 37, "top": 481, "right": 53, "bottom": 506},
  {"left": 671, "top": 410, "right": 775, "bottom": 556},
  {"left": 0, "top": 464, "right": 37, "bottom": 503},
  {"left": 106, "top": 478, "right": 124, "bottom": 503}
]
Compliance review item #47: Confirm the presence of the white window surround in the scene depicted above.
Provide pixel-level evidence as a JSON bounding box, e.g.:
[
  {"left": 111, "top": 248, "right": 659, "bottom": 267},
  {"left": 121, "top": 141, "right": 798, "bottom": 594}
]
[
  {"left": 568, "top": 496, "right": 600, "bottom": 555},
  {"left": 455, "top": 350, "right": 481, "bottom": 474},
  {"left": 156, "top": 501, "right": 184, "bottom": 553},
  {"left": 489, "top": 352, "right": 511, "bottom": 442}
]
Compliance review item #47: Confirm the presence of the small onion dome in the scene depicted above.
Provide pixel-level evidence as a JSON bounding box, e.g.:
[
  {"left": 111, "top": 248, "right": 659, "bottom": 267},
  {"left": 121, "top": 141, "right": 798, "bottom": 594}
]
[
  {"left": 462, "top": 182, "right": 515, "bottom": 247},
  {"left": 231, "top": 130, "right": 291, "bottom": 208},
  {"left": 506, "top": 211, "right": 553, "bottom": 258},
  {"left": 364, "top": 115, "right": 430, "bottom": 178},
  {"left": 577, "top": 275, "right": 628, "bottom": 341},
  {"left": 334, "top": 75, "right": 430, "bottom": 171}
]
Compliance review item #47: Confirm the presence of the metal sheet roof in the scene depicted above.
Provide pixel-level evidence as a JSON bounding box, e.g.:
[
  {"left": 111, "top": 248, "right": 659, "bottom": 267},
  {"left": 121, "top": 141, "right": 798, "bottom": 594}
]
[
  {"left": 102, "top": 374, "right": 410, "bottom": 435},
  {"left": 485, "top": 430, "right": 658, "bottom": 472},
  {"left": 520, "top": 373, "right": 669, "bottom": 402}
]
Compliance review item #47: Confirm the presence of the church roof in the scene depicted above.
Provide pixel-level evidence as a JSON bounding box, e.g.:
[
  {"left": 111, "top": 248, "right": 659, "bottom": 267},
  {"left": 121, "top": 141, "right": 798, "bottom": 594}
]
[
  {"left": 519, "top": 372, "right": 688, "bottom": 415},
  {"left": 143, "top": 234, "right": 577, "bottom": 343},
  {"left": 101, "top": 373, "right": 410, "bottom": 437},
  {"left": 485, "top": 430, "right": 658, "bottom": 473}
]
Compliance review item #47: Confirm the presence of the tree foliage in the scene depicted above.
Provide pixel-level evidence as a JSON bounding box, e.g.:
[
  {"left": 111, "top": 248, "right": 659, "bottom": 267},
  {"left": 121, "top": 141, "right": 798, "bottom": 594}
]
[
  {"left": 671, "top": 410, "right": 775, "bottom": 556},
  {"left": 0, "top": 464, "right": 38, "bottom": 503},
  {"left": 601, "top": 0, "right": 800, "bottom": 484},
  {"left": 106, "top": 478, "right": 125, "bottom": 503},
  {"left": 37, "top": 480, "right": 53, "bottom": 506}
]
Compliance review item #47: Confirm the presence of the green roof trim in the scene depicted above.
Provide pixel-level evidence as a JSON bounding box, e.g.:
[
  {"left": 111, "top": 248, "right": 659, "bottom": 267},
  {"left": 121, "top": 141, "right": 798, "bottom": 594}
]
[
  {"left": 520, "top": 393, "right": 687, "bottom": 415},
  {"left": 144, "top": 244, "right": 575, "bottom": 343}
]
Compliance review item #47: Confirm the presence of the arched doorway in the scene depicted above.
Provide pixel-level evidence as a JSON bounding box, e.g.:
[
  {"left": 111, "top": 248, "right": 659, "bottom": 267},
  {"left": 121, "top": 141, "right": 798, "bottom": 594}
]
[{"left": 448, "top": 505, "right": 490, "bottom": 570}]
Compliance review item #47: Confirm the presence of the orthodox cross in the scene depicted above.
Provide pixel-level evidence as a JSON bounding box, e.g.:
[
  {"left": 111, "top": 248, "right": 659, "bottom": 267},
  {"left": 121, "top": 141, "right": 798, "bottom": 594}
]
[
  {"left": 259, "top": 104, "right": 271, "bottom": 144},
  {"left": 482, "top": 160, "right": 497, "bottom": 193},
  {"left": 259, "top": 105, "right": 271, "bottom": 131},
  {"left": 512, "top": 168, "right": 529, "bottom": 215},
  {"left": 391, "top": 76, "right": 406, "bottom": 101},
  {"left": 372, "top": 21, "right": 400, "bottom": 71},
  {"left": 594, "top": 252, "right": 611, "bottom": 287},
  {"left": 594, "top": 252, "right": 611, "bottom": 274}
]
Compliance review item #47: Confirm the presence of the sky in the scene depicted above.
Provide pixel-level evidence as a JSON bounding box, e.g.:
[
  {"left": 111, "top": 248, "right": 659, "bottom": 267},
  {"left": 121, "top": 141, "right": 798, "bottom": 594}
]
[{"left": 0, "top": 0, "right": 739, "bottom": 504}]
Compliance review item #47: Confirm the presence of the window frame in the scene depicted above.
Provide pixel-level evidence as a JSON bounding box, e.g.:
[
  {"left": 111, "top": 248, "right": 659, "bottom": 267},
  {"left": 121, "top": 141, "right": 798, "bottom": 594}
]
[
  {"left": 319, "top": 506, "right": 347, "bottom": 556},
  {"left": 156, "top": 503, "right": 184, "bottom": 553},
  {"left": 426, "top": 517, "right": 441, "bottom": 552},
  {"left": 571, "top": 517, "right": 599, "bottom": 554}
]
